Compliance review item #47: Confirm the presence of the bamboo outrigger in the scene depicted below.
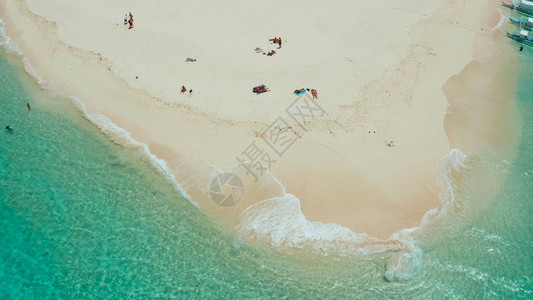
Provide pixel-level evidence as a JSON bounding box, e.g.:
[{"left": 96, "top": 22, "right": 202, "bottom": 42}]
[
  {"left": 503, "top": 0, "right": 533, "bottom": 15},
  {"left": 509, "top": 16, "right": 533, "bottom": 29},
  {"left": 506, "top": 28, "right": 533, "bottom": 46}
]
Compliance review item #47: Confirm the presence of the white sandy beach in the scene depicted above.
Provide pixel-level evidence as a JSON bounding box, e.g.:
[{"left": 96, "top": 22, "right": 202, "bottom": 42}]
[{"left": 0, "top": 0, "right": 518, "bottom": 242}]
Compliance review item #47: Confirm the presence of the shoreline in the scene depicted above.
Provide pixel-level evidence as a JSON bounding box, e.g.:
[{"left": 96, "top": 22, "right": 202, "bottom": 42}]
[{"left": 0, "top": 0, "right": 520, "bottom": 250}]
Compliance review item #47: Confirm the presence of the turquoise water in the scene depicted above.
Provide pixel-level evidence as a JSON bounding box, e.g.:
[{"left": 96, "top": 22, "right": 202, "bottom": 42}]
[{"left": 0, "top": 47, "right": 532, "bottom": 298}]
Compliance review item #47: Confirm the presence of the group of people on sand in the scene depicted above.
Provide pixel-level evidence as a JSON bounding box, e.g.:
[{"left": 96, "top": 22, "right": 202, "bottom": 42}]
[
  {"left": 294, "top": 88, "right": 318, "bottom": 99},
  {"left": 176, "top": 34, "right": 318, "bottom": 100},
  {"left": 261, "top": 37, "right": 283, "bottom": 56},
  {"left": 252, "top": 86, "right": 318, "bottom": 99},
  {"left": 269, "top": 37, "right": 282, "bottom": 49},
  {"left": 180, "top": 57, "right": 197, "bottom": 94},
  {"left": 123, "top": 12, "right": 134, "bottom": 29},
  {"left": 181, "top": 85, "right": 192, "bottom": 94},
  {"left": 251, "top": 37, "right": 319, "bottom": 98}
]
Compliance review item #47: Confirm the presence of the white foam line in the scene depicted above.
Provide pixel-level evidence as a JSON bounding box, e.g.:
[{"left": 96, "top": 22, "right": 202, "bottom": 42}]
[
  {"left": 0, "top": 17, "right": 195, "bottom": 207},
  {"left": 0, "top": 19, "right": 23, "bottom": 54},
  {"left": 237, "top": 148, "right": 469, "bottom": 281},
  {"left": 69, "top": 96, "right": 195, "bottom": 206},
  {"left": 492, "top": 8, "right": 507, "bottom": 32}
]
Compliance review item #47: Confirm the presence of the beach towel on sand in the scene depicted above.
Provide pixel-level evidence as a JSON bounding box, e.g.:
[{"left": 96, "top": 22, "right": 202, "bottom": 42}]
[{"left": 253, "top": 85, "right": 268, "bottom": 94}]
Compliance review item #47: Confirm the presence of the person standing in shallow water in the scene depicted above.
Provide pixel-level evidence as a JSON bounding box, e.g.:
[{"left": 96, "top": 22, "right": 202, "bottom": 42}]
[{"left": 26, "top": 103, "right": 31, "bottom": 110}]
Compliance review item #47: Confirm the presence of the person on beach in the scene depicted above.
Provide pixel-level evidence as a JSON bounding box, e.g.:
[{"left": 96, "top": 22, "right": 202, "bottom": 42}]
[
  {"left": 253, "top": 85, "right": 270, "bottom": 94},
  {"left": 181, "top": 86, "right": 187, "bottom": 93},
  {"left": 269, "top": 37, "right": 282, "bottom": 48},
  {"left": 186, "top": 58, "right": 197, "bottom": 62},
  {"left": 128, "top": 12, "right": 134, "bottom": 29},
  {"left": 311, "top": 89, "right": 318, "bottom": 99},
  {"left": 267, "top": 50, "right": 276, "bottom": 56},
  {"left": 27, "top": 103, "right": 31, "bottom": 110},
  {"left": 520, "top": 46, "right": 524, "bottom": 52}
]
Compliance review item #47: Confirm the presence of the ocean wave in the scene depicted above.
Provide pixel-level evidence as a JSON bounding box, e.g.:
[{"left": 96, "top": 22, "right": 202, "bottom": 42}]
[
  {"left": 237, "top": 192, "right": 425, "bottom": 281},
  {"left": 239, "top": 194, "right": 381, "bottom": 252},
  {"left": 0, "top": 19, "right": 22, "bottom": 54},
  {"left": 436, "top": 149, "right": 469, "bottom": 214},
  {"left": 237, "top": 148, "right": 470, "bottom": 281}
]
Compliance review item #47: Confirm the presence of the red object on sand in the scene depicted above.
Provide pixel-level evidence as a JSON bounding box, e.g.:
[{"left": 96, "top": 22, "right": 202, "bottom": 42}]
[{"left": 253, "top": 85, "right": 269, "bottom": 94}]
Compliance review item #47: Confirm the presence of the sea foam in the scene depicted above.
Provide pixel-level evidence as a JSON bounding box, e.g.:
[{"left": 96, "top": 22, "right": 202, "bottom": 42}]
[
  {"left": 237, "top": 148, "right": 470, "bottom": 281},
  {"left": 239, "top": 194, "right": 381, "bottom": 253},
  {"left": 491, "top": 9, "right": 507, "bottom": 32}
]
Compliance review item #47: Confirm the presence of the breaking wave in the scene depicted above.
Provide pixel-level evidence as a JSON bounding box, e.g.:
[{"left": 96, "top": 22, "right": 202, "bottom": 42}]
[{"left": 238, "top": 149, "right": 470, "bottom": 281}]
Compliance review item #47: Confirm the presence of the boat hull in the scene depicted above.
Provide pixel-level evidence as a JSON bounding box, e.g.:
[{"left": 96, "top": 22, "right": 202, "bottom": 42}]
[
  {"left": 507, "top": 31, "right": 533, "bottom": 46},
  {"left": 503, "top": 0, "right": 533, "bottom": 16},
  {"left": 509, "top": 17, "right": 533, "bottom": 29}
]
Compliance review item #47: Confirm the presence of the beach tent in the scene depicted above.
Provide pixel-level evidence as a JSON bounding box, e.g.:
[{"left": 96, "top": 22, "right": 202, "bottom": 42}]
[
  {"left": 520, "top": 29, "right": 529, "bottom": 38},
  {"left": 528, "top": 17, "right": 533, "bottom": 27}
]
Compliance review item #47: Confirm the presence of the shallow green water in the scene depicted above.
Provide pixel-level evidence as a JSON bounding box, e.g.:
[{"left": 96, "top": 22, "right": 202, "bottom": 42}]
[{"left": 0, "top": 46, "right": 531, "bottom": 298}]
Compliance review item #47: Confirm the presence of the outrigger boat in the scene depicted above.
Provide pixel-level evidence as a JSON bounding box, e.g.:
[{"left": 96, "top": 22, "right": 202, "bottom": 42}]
[
  {"left": 503, "top": 0, "right": 533, "bottom": 15},
  {"left": 510, "top": 16, "right": 533, "bottom": 29},
  {"left": 506, "top": 28, "right": 533, "bottom": 46}
]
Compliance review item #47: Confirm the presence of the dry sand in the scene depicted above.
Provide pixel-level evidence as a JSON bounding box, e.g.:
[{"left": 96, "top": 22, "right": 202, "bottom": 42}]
[{"left": 0, "top": 0, "right": 517, "bottom": 241}]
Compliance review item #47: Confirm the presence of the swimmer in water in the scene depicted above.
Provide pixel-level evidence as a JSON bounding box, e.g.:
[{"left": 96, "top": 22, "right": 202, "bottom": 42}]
[{"left": 6, "top": 125, "right": 13, "bottom": 130}]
